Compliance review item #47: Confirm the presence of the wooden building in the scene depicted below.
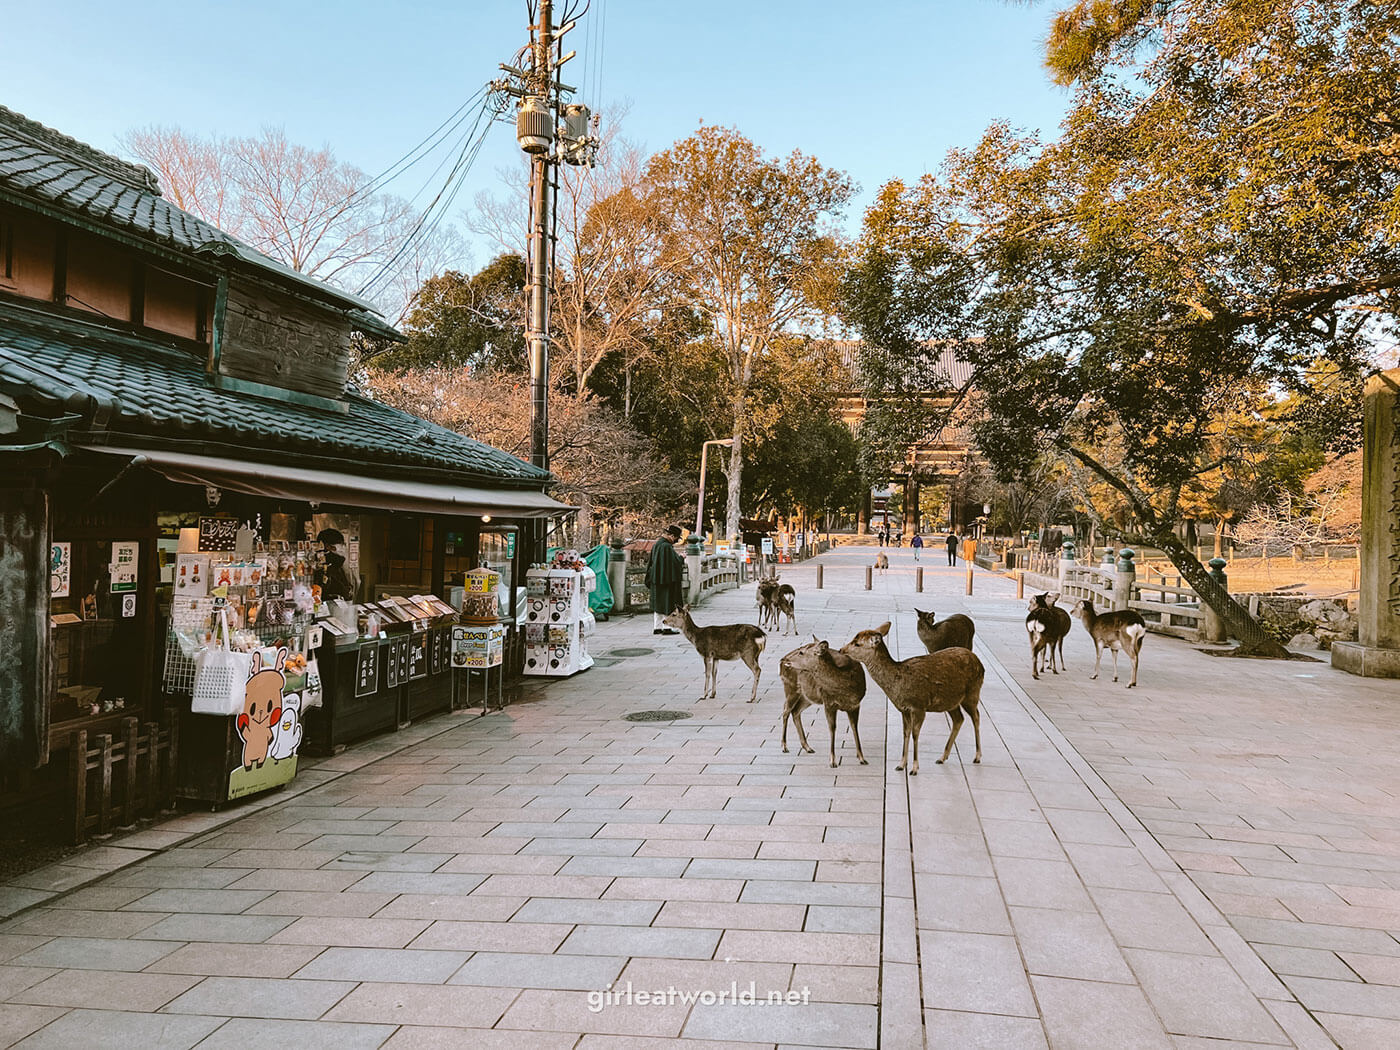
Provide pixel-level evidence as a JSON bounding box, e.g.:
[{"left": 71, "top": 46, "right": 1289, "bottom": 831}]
[{"left": 0, "top": 106, "right": 568, "bottom": 828}]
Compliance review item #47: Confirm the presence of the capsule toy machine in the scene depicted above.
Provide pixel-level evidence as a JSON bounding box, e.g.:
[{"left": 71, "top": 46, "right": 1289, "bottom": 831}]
[{"left": 522, "top": 557, "right": 593, "bottom": 676}]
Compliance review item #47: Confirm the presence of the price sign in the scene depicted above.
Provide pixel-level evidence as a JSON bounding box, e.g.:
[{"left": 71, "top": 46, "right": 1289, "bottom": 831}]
[
  {"left": 198, "top": 517, "right": 239, "bottom": 553},
  {"left": 761, "top": 537, "right": 774, "bottom": 555}
]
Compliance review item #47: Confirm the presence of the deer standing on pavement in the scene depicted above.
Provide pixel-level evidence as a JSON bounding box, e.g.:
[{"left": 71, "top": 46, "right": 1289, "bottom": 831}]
[
  {"left": 662, "top": 604, "right": 766, "bottom": 702},
  {"left": 756, "top": 573, "right": 781, "bottom": 629},
  {"left": 874, "top": 552, "right": 889, "bottom": 575},
  {"left": 779, "top": 638, "right": 868, "bottom": 767},
  {"left": 771, "top": 583, "right": 797, "bottom": 635},
  {"left": 915, "top": 608, "right": 976, "bottom": 654},
  {"left": 1072, "top": 599, "right": 1147, "bottom": 687},
  {"left": 1026, "top": 592, "right": 1071, "bottom": 678},
  {"left": 841, "top": 623, "right": 984, "bottom": 774}
]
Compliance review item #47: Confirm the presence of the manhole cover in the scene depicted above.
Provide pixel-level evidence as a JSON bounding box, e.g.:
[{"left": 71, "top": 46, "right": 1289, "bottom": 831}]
[
  {"left": 623, "top": 710, "right": 693, "bottom": 722},
  {"left": 609, "top": 648, "right": 655, "bottom": 658}
]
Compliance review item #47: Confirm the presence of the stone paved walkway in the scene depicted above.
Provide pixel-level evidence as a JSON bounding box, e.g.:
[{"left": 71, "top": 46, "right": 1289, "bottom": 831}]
[{"left": 0, "top": 545, "right": 1397, "bottom": 1047}]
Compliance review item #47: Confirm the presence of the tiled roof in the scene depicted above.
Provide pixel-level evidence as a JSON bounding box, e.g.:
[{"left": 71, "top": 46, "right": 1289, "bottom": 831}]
[
  {"left": 0, "top": 312, "right": 549, "bottom": 487},
  {"left": 0, "top": 105, "right": 384, "bottom": 320},
  {"left": 826, "top": 338, "right": 976, "bottom": 391}
]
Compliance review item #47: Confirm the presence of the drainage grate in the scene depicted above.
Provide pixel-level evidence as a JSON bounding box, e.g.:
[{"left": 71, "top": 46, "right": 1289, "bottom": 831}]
[
  {"left": 623, "top": 710, "right": 693, "bottom": 722},
  {"left": 609, "top": 648, "right": 655, "bottom": 658}
]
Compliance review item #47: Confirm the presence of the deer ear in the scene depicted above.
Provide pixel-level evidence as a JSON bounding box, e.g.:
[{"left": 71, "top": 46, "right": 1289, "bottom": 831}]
[
  {"left": 878, "top": 622, "right": 891, "bottom": 636},
  {"left": 1048, "top": 591, "right": 1060, "bottom": 603},
  {"left": 817, "top": 640, "right": 828, "bottom": 652}
]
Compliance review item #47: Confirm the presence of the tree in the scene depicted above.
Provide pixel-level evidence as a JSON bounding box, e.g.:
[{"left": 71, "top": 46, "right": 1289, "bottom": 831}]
[
  {"left": 845, "top": 0, "right": 1400, "bottom": 655},
  {"left": 643, "top": 126, "right": 854, "bottom": 537},
  {"left": 375, "top": 254, "right": 528, "bottom": 373},
  {"left": 120, "top": 125, "right": 463, "bottom": 322},
  {"left": 363, "top": 366, "right": 690, "bottom": 545}
]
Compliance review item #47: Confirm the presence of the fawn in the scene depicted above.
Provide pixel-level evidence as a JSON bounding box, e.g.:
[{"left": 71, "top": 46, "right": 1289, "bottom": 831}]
[
  {"left": 779, "top": 638, "right": 868, "bottom": 768},
  {"left": 662, "top": 604, "right": 767, "bottom": 702},
  {"left": 915, "top": 608, "right": 975, "bottom": 654},
  {"left": 1072, "top": 599, "right": 1147, "bottom": 687},
  {"left": 841, "top": 622, "right": 983, "bottom": 774},
  {"left": 1026, "top": 592, "right": 1071, "bottom": 678}
]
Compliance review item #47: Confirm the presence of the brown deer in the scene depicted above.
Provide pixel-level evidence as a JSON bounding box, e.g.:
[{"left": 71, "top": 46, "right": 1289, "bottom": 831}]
[
  {"left": 915, "top": 608, "right": 975, "bottom": 654},
  {"left": 874, "top": 552, "right": 889, "bottom": 574},
  {"left": 662, "top": 604, "right": 767, "bottom": 702},
  {"left": 779, "top": 638, "right": 868, "bottom": 767},
  {"left": 771, "top": 583, "right": 797, "bottom": 635},
  {"left": 841, "top": 623, "right": 983, "bottom": 775},
  {"left": 756, "top": 572, "right": 782, "bottom": 629},
  {"left": 1072, "top": 599, "right": 1147, "bottom": 687},
  {"left": 1026, "top": 592, "right": 1071, "bottom": 677}
]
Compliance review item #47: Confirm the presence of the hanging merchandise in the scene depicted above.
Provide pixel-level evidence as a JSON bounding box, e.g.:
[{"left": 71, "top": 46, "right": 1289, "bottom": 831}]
[{"left": 191, "top": 610, "right": 254, "bottom": 715}]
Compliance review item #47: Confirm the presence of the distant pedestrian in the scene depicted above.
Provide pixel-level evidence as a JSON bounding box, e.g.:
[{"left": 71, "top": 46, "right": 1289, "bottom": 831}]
[
  {"left": 877, "top": 525, "right": 886, "bottom": 546},
  {"left": 646, "top": 525, "right": 685, "bottom": 634},
  {"left": 911, "top": 534, "right": 923, "bottom": 560},
  {"left": 945, "top": 532, "right": 959, "bottom": 566},
  {"left": 895, "top": 531, "right": 903, "bottom": 547}
]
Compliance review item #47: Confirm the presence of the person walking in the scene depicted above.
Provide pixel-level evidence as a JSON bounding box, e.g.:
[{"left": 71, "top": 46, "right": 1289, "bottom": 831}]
[
  {"left": 911, "top": 533, "right": 923, "bottom": 561},
  {"left": 945, "top": 531, "right": 959, "bottom": 566},
  {"left": 646, "top": 524, "right": 686, "bottom": 634}
]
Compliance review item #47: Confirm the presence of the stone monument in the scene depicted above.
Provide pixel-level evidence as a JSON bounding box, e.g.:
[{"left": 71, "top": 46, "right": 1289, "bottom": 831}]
[{"left": 1333, "top": 367, "right": 1400, "bottom": 677}]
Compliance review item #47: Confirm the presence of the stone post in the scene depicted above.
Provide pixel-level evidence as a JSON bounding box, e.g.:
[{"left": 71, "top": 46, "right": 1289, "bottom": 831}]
[
  {"left": 685, "top": 536, "right": 705, "bottom": 606},
  {"left": 1112, "top": 548, "right": 1136, "bottom": 611},
  {"left": 1058, "top": 540, "right": 1076, "bottom": 594},
  {"left": 1333, "top": 368, "right": 1400, "bottom": 677},
  {"left": 607, "top": 537, "right": 628, "bottom": 614},
  {"left": 1200, "top": 557, "right": 1228, "bottom": 643}
]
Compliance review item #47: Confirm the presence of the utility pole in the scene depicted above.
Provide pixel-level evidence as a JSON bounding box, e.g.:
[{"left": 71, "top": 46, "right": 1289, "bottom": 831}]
[{"left": 494, "top": 0, "right": 598, "bottom": 555}]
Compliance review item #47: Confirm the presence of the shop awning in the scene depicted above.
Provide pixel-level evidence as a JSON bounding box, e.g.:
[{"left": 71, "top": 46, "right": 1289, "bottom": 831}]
[{"left": 79, "top": 446, "right": 576, "bottom": 519}]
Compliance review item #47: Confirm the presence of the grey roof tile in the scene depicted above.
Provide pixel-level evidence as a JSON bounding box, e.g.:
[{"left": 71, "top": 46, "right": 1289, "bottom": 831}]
[{"left": 0, "top": 314, "right": 549, "bottom": 487}]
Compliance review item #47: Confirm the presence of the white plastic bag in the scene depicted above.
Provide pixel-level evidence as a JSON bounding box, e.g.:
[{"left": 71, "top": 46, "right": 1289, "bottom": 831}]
[
  {"left": 301, "top": 657, "right": 324, "bottom": 709},
  {"left": 191, "top": 611, "right": 252, "bottom": 716}
]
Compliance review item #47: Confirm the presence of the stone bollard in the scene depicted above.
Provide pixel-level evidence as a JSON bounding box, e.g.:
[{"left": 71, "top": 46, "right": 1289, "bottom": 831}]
[
  {"left": 1015, "top": 569, "right": 1024, "bottom": 600},
  {"left": 1112, "top": 548, "right": 1136, "bottom": 611},
  {"left": 685, "top": 536, "right": 705, "bottom": 606},
  {"left": 1200, "top": 556, "right": 1228, "bottom": 642},
  {"left": 865, "top": 566, "right": 872, "bottom": 591},
  {"left": 816, "top": 564, "right": 824, "bottom": 589},
  {"left": 916, "top": 567, "right": 924, "bottom": 592},
  {"left": 608, "top": 538, "right": 628, "bottom": 614},
  {"left": 1058, "top": 539, "right": 1076, "bottom": 593}
]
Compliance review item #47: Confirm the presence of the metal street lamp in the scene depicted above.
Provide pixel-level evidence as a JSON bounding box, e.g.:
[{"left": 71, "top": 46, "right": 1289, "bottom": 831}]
[{"left": 695, "top": 438, "right": 735, "bottom": 538}]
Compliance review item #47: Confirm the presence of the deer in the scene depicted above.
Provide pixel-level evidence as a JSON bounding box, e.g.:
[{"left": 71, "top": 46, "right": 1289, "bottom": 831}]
[
  {"left": 771, "top": 582, "right": 797, "bottom": 635},
  {"left": 779, "top": 638, "right": 868, "bottom": 767},
  {"left": 841, "top": 622, "right": 983, "bottom": 775},
  {"left": 1072, "top": 599, "right": 1147, "bottom": 687},
  {"left": 915, "top": 608, "right": 975, "bottom": 654},
  {"left": 874, "top": 552, "right": 889, "bottom": 575},
  {"left": 1026, "top": 592, "right": 1071, "bottom": 677},
  {"left": 756, "top": 572, "right": 782, "bottom": 630},
  {"left": 662, "top": 604, "right": 767, "bottom": 702}
]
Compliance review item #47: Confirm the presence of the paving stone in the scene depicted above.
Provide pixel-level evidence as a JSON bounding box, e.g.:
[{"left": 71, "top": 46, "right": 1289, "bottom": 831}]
[
  {"left": 495, "top": 986, "right": 689, "bottom": 1038},
  {"left": 791, "top": 962, "right": 879, "bottom": 1004},
  {"left": 5, "top": 908, "right": 167, "bottom": 939},
  {"left": 191, "top": 1017, "right": 396, "bottom": 1050},
  {"left": 925, "top": 1009, "right": 1049, "bottom": 1049},
  {"left": 1312, "top": 1012, "right": 1400, "bottom": 1050},
  {"left": 269, "top": 916, "right": 431, "bottom": 948},
  {"left": 1032, "top": 975, "right": 1174, "bottom": 1050},
  {"left": 448, "top": 951, "right": 626, "bottom": 990},
  {"left": 144, "top": 941, "right": 323, "bottom": 978},
  {"left": 913, "top": 874, "right": 1013, "bottom": 934},
  {"left": 655, "top": 900, "right": 805, "bottom": 931},
  {"left": 561, "top": 924, "right": 721, "bottom": 960},
  {"left": 11, "top": 936, "right": 178, "bottom": 972},
  {"left": 1010, "top": 906, "right": 1135, "bottom": 983},
  {"left": 162, "top": 974, "right": 357, "bottom": 1018},
  {"left": 1123, "top": 949, "right": 1288, "bottom": 1042},
  {"left": 9, "top": 968, "right": 199, "bottom": 1011},
  {"left": 0, "top": 1004, "right": 67, "bottom": 1047},
  {"left": 7, "top": 1007, "right": 224, "bottom": 1049},
  {"left": 683, "top": 1000, "right": 877, "bottom": 1047},
  {"left": 920, "top": 931, "right": 1037, "bottom": 1017},
  {"left": 410, "top": 919, "right": 573, "bottom": 953},
  {"left": 1089, "top": 886, "right": 1219, "bottom": 955},
  {"left": 381, "top": 1028, "right": 577, "bottom": 1049}
]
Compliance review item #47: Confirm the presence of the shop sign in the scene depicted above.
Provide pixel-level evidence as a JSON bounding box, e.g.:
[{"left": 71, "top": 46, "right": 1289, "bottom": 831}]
[
  {"left": 50, "top": 542, "right": 71, "bottom": 597},
  {"left": 505, "top": 532, "right": 516, "bottom": 558},
  {"left": 198, "top": 517, "right": 239, "bottom": 552},
  {"left": 121, "top": 594, "right": 137, "bottom": 618},
  {"left": 354, "top": 642, "right": 380, "bottom": 697},
  {"left": 452, "top": 624, "right": 505, "bottom": 668},
  {"left": 110, "top": 541, "right": 139, "bottom": 593},
  {"left": 761, "top": 537, "right": 774, "bottom": 555}
]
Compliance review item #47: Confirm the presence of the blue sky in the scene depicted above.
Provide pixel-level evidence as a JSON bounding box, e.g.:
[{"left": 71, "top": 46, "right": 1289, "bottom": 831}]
[{"left": 5, "top": 0, "right": 1070, "bottom": 267}]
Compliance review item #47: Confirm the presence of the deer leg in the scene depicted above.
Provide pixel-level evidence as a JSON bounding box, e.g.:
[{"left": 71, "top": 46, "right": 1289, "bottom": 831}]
[
  {"left": 846, "top": 708, "right": 868, "bottom": 765},
  {"left": 963, "top": 701, "right": 982, "bottom": 763},
  {"left": 1030, "top": 639, "right": 1041, "bottom": 680},
  {"left": 745, "top": 654, "right": 762, "bottom": 704},
  {"left": 1090, "top": 642, "right": 1103, "bottom": 680},
  {"left": 936, "top": 706, "right": 963, "bottom": 765},
  {"left": 909, "top": 709, "right": 927, "bottom": 775},
  {"left": 1110, "top": 645, "right": 1120, "bottom": 682},
  {"left": 703, "top": 657, "right": 715, "bottom": 699},
  {"left": 824, "top": 706, "right": 839, "bottom": 768},
  {"left": 895, "top": 710, "right": 911, "bottom": 772},
  {"left": 1128, "top": 637, "right": 1142, "bottom": 688},
  {"left": 786, "top": 700, "right": 814, "bottom": 754}
]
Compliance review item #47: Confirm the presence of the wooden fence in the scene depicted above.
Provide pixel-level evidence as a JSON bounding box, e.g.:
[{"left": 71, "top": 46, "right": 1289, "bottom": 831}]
[{"left": 68, "top": 709, "right": 179, "bottom": 844}]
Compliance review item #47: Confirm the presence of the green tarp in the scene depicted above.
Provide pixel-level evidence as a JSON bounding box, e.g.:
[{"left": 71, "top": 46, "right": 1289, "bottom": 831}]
[{"left": 582, "top": 544, "right": 614, "bottom": 617}]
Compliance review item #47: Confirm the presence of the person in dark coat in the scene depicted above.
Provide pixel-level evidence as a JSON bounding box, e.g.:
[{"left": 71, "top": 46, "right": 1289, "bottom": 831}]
[
  {"left": 646, "top": 525, "right": 686, "bottom": 634},
  {"left": 945, "top": 531, "right": 960, "bottom": 566},
  {"left": 911, "top": 533, "right": 923, "bottom": 561}
]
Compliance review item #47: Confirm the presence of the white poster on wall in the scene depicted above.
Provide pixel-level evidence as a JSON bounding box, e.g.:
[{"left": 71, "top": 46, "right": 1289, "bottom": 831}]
[
  {"left": 51, "top": 542, "right": 71, "bottom": 597},
  {"left": 110, "top": 541, "right": 139, "bottom": 593}
]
